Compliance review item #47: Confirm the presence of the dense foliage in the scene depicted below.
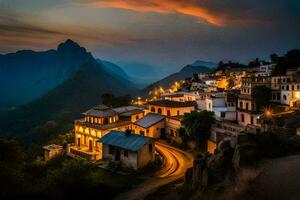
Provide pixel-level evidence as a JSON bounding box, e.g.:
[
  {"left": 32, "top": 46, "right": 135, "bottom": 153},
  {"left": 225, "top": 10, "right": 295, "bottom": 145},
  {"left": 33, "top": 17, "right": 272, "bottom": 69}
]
[
  {"left": 102, "top": 93, "right": 132, "bottom": 107},
  {"left": 252, "top": 85, "right": 272, "bottom": 109},
  {"left": 0, "top": 139, "right": 138, "bottom": 200},
  {"left": 181, "top": 110, "right": 215, "bottom": 151},
  {"left": 254, "top": 132, "right": 300, "bottom": 158},
  {"left": 271, "top": 49, "right": 300, "bottom": 75},
  {"left": 0, "top": 62, "right": 136, "bottom": 145}
]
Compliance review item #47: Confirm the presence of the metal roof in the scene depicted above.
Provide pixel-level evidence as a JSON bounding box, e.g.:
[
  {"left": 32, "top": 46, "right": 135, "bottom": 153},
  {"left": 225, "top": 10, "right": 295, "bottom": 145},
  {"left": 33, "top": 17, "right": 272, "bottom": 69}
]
[
  {"left": 134, "top": 113, "right": 165, "bottom": 128},
  {"left": 98, "top": 131, "right": 152, "bottom": 151}
]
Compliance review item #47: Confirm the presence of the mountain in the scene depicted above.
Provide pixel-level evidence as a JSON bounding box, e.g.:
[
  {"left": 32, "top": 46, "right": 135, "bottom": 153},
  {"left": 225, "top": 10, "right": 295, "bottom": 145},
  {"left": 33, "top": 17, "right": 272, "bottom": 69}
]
[
  {"left": 0, "top": 62, "right": 137, "bottom": 143},
  {"left": 96, "top": 59, "right": 131, "bottom": 81},
  {"left": 0, "top": 39, "right": 94, "bottom": 109},
  {"left": 117, "top": 62, "right": 166, "bottom": 87},
  {"left": 144, "top": 63, "right": 212, "bottom": 93},
  {"left": 191, "top": 60, "right": 217, "bottom": 69}
]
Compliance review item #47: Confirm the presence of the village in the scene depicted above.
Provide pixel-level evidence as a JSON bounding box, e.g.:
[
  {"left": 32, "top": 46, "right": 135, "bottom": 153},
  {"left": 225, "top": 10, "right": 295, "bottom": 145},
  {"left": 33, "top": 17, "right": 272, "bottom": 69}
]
[{"left": 43, "top": 62, "right": 300, "bottom": 199}]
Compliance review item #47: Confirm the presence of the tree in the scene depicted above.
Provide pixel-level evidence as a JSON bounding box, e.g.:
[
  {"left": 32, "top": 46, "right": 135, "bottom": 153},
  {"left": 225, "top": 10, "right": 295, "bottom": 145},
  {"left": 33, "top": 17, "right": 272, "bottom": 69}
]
[
  {"left": 252, "top": 85, "right": 272, "bottom": 110},
  {"left": 181, "top": 111, "right": 215, "bottom": 152},
  {"left": 270, "top": 53, "right": 279, "bottom": 63},
  {"left": 102, "top": 93, "right": 131, "bottom": 107}
]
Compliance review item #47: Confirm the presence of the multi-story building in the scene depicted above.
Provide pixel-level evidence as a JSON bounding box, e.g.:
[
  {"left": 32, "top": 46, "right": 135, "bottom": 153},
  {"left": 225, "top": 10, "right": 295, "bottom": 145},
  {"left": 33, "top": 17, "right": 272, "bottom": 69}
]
[
  {"left": 70, "top": 105, "right": 144, "bottom": 160},
  {"left": 271, "top": 68, "right": 300, "bottom": 106},
  {"left": 205, "top": 92, "right": 237, "bottom": 121},
  {"left": 256, "top": 63, "right": 275, "bottom": 77},
  {"left": 237, "top": 76, "right": 271, "bottom": 127},
  {"left": 147, "top": 100, "right": 196, "bottom": 117}
]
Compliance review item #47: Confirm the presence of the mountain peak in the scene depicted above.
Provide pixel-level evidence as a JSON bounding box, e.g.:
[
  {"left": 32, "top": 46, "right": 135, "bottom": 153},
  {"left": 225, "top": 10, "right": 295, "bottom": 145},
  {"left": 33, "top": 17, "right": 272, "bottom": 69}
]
[{"left": 57, "top": 39, "right": 85, "bottom": 53}]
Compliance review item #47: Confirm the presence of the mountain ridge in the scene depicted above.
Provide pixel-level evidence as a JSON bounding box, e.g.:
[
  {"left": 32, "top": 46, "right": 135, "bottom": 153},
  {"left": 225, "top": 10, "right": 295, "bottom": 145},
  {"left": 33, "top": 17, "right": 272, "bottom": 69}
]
[{"left": 143, "top": 63, "right": 212, "bottom": 94}]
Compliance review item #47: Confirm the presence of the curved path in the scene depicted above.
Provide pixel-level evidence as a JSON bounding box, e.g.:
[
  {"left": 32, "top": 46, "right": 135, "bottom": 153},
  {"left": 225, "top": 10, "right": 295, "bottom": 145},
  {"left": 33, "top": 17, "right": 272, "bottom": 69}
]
[{"left": 114, "top": 142, "right": 193, "bottom": 200}]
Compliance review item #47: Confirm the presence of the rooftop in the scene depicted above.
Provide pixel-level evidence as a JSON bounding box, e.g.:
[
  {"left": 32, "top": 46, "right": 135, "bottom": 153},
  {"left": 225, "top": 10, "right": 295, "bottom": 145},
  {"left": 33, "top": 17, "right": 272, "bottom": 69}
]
[
  {"left": 148, "top": 100, "right": 196, "bottom": 108},
  {"left": 43, "top": 144, "right": 63, "bottom": 151},
  {"left": 134, "top": 113, "right": 165, "bottom": 128},
  {"left": 83, "top": 105, "right": 118, "bottom": 118},
  {"left": 112, "top": 106, "right": 144, "bottom": 117},
  {"left": 75, "top": 119, "right": 131, "bottom": 130},
  {"left": 98, "top": 131, "right": 152, "bottom": 151}
]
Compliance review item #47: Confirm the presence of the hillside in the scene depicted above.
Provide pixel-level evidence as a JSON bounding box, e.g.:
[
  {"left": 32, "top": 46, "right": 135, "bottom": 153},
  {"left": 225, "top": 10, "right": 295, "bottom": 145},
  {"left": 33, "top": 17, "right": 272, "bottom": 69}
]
[
  {"left": 144, "top": 64, "right": 212, "bottom": 93},
  {"left": 0, "top": 62, "right": 137, "bottom": 144},
  {"left": 98, "top": 59, "right": 130, "bottom": 80}
]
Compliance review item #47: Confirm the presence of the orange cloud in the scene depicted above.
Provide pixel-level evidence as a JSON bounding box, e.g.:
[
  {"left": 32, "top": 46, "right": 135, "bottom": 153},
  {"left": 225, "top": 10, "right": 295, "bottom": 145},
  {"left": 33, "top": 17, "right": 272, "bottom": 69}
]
[{"left": 83, "top": 0, "right": 226, "bottom": 26}]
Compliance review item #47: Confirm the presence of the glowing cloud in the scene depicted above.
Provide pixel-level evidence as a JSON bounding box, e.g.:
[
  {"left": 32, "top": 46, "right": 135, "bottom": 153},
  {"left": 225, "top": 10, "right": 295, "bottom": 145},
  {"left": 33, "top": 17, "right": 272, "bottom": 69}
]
[{"left": 83, "top": 0, "right": 226, "bottom": 26}]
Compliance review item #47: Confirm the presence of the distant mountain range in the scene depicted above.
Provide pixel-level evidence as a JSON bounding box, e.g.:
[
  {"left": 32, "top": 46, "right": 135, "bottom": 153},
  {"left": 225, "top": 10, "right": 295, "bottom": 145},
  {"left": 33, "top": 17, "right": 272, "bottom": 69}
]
[
  {"left": 0, "top": 40, "right": 138, "bottom": 142},
  {"left": 143, "top": 64, "right": 212, "bottom": 94},
  {"left": 0, "top": 39, "right": 135, "bottom": 109}
]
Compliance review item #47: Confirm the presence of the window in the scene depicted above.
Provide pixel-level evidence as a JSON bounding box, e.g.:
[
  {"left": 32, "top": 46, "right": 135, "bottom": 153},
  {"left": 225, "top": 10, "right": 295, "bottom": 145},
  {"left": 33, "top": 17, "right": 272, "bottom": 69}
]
[
  {"left": 240, "top": 101, "right": 243, "bottom": 109},
  {"left": 292, "top": 85, "right": 294, "bottom": 90},
  {"left": 109, "top": 145, "right": 115, "bottom": 155},
  {"left": 167, "top": 110, "right": 171, "bottom": 116},
  {"left": 177, "top": 110, "right": 180, "bottom": 115},
  {"left": 136, "top": 115, "right": 139, "bottom": 121},
  {"left": 251, "top": 116, "right": 254, "bottom": 124},
  {"left": 146, "top": 129, "right": 149, "bottom": 134},
  {"left": 158, "top": 108, "right": 162, "bottom": 114},
  {"left": 241, "top": 114, "right": 245, "bottom": 122},
  {"left": 151, "top": 107, "right": 155, "bottom": 112},
  {"left": 149, "top": 144, "right": 153, "bottom": 152},
  {"left": 283, "top": 95, "right": 287, "bottom": 100},
  {"left": 286, "top": 85, "right": 289, "bottom": 90},
  {"left": 140, "top": 130, "right": 145, "bottom": 136},
  {"left": 124, "top": 150, "right": 128, "bottom": 157},
  {"left": 246, "top": 103, "right": 249, "bottom": 110},
  {"left": 221, "top": 112, "right": 226, "bottom": 118}
]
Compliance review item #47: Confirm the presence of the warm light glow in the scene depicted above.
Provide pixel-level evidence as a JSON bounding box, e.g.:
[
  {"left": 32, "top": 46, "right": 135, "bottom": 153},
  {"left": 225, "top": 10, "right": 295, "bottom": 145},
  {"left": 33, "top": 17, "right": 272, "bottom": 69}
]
[
  {"left": 295, "top": 92, "right": 300, "bottom": 99},
  {"left": 264, "top": 109, "right": 273, "bottom": 118}
]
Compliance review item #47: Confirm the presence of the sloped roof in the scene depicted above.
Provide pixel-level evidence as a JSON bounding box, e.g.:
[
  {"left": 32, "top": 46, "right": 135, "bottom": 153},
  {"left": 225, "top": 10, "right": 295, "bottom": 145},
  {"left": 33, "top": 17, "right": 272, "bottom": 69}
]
[
  {"left": 83, "top": 104, "right": 118, "bottom": 117},
  {"left": 98, "top": 131, "right": 152, "bottom": 151},
  {"left": 83, "top": 107, "right": 118, "bottom": 118},
  {"left": 112, "top": 106, "right": 144, "bottom": 116},
  {"left": 134, "top": 113, "right": 165, "bottom": 128},
  {"left": 148, "top": 100, "right": 196, "bottom": 108}
]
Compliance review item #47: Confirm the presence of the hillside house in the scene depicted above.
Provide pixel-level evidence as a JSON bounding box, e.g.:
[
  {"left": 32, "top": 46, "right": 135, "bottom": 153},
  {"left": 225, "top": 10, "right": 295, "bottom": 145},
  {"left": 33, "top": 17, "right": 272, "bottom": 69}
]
[
  {"left": 70, "top": 105, "right": 144, "bottom": 160},
  {"left": 99, "top": 131, "right": 155, "bottom": 170},
  {"left": 133, "top": 113, "right": 165, "bottom": 138},
  {"left": 148, "top": 100, "right": 196, "bottom": 116},
  {"left": 43, "top": 144, "right": 63, "bottom": 161}
]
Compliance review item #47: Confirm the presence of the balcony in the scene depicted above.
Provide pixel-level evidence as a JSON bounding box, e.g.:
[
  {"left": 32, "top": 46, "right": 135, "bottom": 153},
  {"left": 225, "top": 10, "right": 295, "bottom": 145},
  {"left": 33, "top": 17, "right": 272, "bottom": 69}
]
[{"left": 69, "top": 145, "right": 102, "bottom": 160}]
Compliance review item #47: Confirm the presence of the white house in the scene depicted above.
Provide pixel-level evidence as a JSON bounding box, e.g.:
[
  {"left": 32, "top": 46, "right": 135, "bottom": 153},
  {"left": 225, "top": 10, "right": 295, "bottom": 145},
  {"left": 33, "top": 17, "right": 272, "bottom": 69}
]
[
  {"left": 256, "top": 64, "right": 275, "bottom": 77},
  {"left": 99, "top": 130, "right": 155, "bottom": 171}
]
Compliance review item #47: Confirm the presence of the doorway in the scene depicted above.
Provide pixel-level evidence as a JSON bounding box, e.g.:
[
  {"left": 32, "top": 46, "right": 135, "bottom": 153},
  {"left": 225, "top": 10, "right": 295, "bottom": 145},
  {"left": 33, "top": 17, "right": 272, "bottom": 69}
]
[
  {"left": 115, "top": 150, "right": 121, "bottom": 161},
  {"left": 77, "top": 138, "right": 81, "bottom": 147},
  {"left": 89, "top": 140, "right": 93, "bottom": 151}
]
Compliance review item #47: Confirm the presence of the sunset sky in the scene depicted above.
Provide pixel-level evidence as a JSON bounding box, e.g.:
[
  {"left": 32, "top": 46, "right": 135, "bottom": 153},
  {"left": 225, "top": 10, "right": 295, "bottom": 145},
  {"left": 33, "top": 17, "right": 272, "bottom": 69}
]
[{"left": 1, "top": 0, "right": 300, "bottom": 75}]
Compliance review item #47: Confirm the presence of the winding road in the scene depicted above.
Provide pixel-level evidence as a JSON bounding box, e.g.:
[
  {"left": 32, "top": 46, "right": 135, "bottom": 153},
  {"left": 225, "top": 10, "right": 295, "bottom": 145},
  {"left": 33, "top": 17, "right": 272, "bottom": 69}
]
[{"left": 114, "top": 142, "right": 193, "bottom": 200}]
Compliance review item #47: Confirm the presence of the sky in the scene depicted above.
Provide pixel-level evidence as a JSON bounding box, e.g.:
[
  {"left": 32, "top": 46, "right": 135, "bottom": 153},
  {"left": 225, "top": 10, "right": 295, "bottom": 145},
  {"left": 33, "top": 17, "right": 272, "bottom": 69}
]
[{"left": 0, "top": 0, "right": 300, "bottom": 78}]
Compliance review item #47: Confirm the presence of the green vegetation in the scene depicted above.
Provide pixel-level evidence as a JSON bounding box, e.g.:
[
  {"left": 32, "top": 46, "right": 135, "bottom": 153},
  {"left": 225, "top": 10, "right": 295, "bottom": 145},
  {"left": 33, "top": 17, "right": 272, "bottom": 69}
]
[
  {"left": 181, "top": 110, "right": 215, "bottom": 151},
  {"left": 0, "top": 62, "right": 136, "bottom": 146},
  {"left": 0, "top": 138, "right": 140, "bottom": 199},
  {"left": 271, "top": 49, "right": 300, "bottom": 75},
  {"left": 102, "top": 93, "right": 132, "bottom": 107},
  {"left": 252, "top": 85, "right": 272, "bottom": 109},
  {"left": 254, "top": 131, "right": 300, "bottom": 158}
]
